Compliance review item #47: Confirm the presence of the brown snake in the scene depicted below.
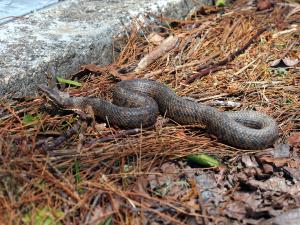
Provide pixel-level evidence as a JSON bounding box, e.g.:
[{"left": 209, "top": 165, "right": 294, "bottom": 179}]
[{"left": 38, "top": 79, "right": 279, "bottom": 149}]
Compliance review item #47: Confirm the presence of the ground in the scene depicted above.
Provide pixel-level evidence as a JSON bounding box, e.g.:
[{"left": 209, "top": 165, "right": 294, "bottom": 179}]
[{"left": 0, "top": 0, "right": 299, "bottom": 224}]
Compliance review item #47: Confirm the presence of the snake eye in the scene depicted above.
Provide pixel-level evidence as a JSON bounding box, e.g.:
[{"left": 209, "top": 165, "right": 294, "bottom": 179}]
[{"left": 37, "top": 85, "right": 65, "bottom": 108}]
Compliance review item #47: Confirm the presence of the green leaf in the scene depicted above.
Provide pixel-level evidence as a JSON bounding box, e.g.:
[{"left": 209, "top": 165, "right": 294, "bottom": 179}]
[
  {"left": 259, "top": 37, "right": 267, "bottom": 45},
  {"left": 56, "top": 76, "right": 82, "bottom": 87},
  {"left": 268, "top": 67, "right": 288, "bottom": 77},
  {"left": 22, "top": 207, "right": 64, "bottom": 225},
  {"left": 59, "top": 116, "right": 77, "bottom": 129},
  {"left": 187, "top": 154, "right": 220, "bottom": 167},
  {"left": 73, "top": 159, "right": 84, "bottom": 194},
  {"left": 100, "top": 215, "right": 113, "bottom": 225},
  {"left": 23, "top": 114, "right": 41, "bottom": 125},
  {"left": 73, "top": 160, "right": 81, "bottom": 184},
  {"left": 215, "top": 0, "right": 226, "bottom": 7},
  {"left": 123, "top": 164, "right": 133, "bottom": 173}
]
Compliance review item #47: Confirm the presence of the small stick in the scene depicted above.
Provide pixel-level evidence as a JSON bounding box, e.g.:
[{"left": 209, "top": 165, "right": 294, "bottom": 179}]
[
  {"left": 186, "top": 66, "right": 225, "bottom": 84},
  {"left": 186, "top": 26, "right": 269, "bottom": 84},
  {"left": 134, "top": 35, "right": 179, "bottom": 72},
  {"left": 36, "top": 121, "right": 82, "bottom": 151},
  {"left": 222, "top": 18, "right": 242, "bottom": 44},
  {"left": 97, "top": 128, "right": 142, "bottom": 143}
]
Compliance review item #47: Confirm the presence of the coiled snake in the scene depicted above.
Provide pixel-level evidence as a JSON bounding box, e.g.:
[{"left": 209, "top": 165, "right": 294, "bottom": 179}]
[{"left": 38, "top": 79, "right": 279, "bottom": 149}]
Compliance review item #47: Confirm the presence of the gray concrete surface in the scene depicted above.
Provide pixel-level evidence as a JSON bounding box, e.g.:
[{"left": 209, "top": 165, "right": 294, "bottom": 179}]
[{"left": 0, "top": 0, "right": 211, "bottom": 96}]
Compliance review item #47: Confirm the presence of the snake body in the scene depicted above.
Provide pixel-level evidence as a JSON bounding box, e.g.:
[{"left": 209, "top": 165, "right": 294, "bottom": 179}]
[{"left": 38, "top": 79, "right": 279, "bottom": 149}]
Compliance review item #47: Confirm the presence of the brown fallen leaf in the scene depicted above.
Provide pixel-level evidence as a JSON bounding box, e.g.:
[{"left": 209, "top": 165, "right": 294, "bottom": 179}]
[
  {"left": 196, "top": 5, "right": 223, "bottom": 15},
  {"left": 135, "top": 176, "right": 150, "bottom": 196},
  {"left": 94, "top": 123, "right": 107, "bottom": 132},
  {"left": 284, "top": 167, "right": 300, "bottom": 182},
  {"left": 147, "top": 163, "right": 189, "bottom": 199},
  {"left": 270, "top": 58, "right": 300, "bottom": 67},
  {"left": 88, "top": 192, "right": 121, "bottom": 224},
  {"left": 241, "top": 155, "right": 259, "bottom": 168},
  {"left": 257, "top": 0, "right": 275, "bottom": 11},
  {"left": 262, "top": 163, "right": 274, "bottom": 174},
  {"left": 256, "top": 144, "right": 291, "bottom": 167},
  {"left": 224, "top": 201, "right": 247, "bottom": 221},
  {"left": 265, "top": 207, "right": 300, "bottom": 225},
  {"left": 258, "top": 155, "right": 289, "bottom": 167},
  {"left": 147, "top": 32, "right": 164, "bottom": 45},
  {"left": 194, "top": 172, "right": 218, "bottom": 203},
  {"left": 288, "top": 132, "right": 300, "bottom": 148},
  {"left": 222, "top": 18, "right": 242, "bottom": 45},
  {"left": 81, "top": 64, "right": 107, "bottom": 73},
  {"left": 107, "top": 65, "right": 137, "bottom": 81},
  {"left": 287, "top": 4, "right": 300, "bottom": 18},
  {"left": 71, "top": 63, "right": 107, "bottom": 79},
  {"left": 232, "top": 192, "right": 262, "bottom": 207},
  {"left": 287, "top": 160, "right": 300, "bottom": 169},
  {"left": 246, "top": 177, "right": 300, "bottom": 195}
]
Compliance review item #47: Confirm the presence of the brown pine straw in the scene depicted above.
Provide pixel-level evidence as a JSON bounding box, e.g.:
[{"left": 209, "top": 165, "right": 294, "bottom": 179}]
[{"left": 0, "top": 0, "right": 299, "bottom": 224}]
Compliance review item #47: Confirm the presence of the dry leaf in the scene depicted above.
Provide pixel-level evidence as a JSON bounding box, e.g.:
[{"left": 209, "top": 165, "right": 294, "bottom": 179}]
[
  {"left": 247, "top": 177, "right": 300, "bottom": 195},
  {"left": 70, "top": 64, "right": 107, "bottom": 79},
  {"left": 224, "top": 201, "right": 247, "bottom": 221},
  {"left": 95, "top": 123, "right": 107, "bottom": 131},
  {"left": 81, "top": 64, "right": 106, "bottom": 73},
  {"left": 267, "top": 208, "right": 300, "bottom": 225},
  {"left": 147, "top": 33, "right": 164, "bottom": 45},
  {"left": 270, "top": 59, "right": 282, "bottom": 67},
  {"left": 273, "top": 144, "right": 290, "bottom": 158},
  {"left": 259, "top": 156, "right": 290, "bottom": 167},
  {"left": 270, "top": 58, "right": 300, "bottom": 67},
  {"left": 288, "top": 132, "right": 300, "bottom": 148},
  {"left": 282, "top": 58, "right": 300, "bottom": 67},
  {"left": 257, "top": 0, "right": 274, "bottom": 11},
  {"left": 176, "top": 130, "right": 187, "bottom": 138},
  {"left": 241, "top": 155, "right": 259, "bottom": 168}
]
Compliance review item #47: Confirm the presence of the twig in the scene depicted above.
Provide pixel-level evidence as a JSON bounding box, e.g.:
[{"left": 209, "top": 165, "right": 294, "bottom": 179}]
[
  {"left": 213, "top": 26, "right": 269, "bottom": 67},
  {"left": 37, "top": 161, "right": 82, "bottom": 202},
  {"left": 0, "top": 107, "right": 31, "bottom": 121},
  {"left": 85, "top": 127, "right": 154, "bottom": 146},
  {"left": 135, "top": 35, "right": 179, "bottom": 72},
  {"left": 186, "top": 26, "right": 269, "bottom": 84},
  {"left": 97, "top": 128, "right": 142, "bottom": 142},
  {"left": 272, "top": 27, "right": 298, "bottom": 39},
  {"left": 222, "top": 18, "right": 242, "bottom": 44},
  {"left": 234, "top": 57, "right": 259, "bottom": 76},
  {"left": 36, "top": 121, "right": 82, "bottom": 151},
  {"left": 186, "top": 66, "right": 226, "bottom": 84},
  {"left": 142, "top": 60, "right": 202, "bottom": 78},
  {"left": 1, "top": 102, "right": 23, "bottom": 124},
  {"left": 84, "top": 193, "right": 101, "bottom": 224}
]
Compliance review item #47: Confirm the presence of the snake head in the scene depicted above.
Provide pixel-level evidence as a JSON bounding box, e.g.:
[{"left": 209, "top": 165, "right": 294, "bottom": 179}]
[{"left": 38, "top": 84, "right": 70, "bottom": 108}]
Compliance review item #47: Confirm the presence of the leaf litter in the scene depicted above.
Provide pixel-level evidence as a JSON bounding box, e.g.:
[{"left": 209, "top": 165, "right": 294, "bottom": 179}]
[{"left": 0, "top": 0, "right": 300, "bottom": 224}]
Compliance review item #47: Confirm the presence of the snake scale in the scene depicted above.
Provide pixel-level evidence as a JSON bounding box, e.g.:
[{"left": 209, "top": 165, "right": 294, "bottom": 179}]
[{"left": 38, "top": 79, "right": 279, "bottom": 149}]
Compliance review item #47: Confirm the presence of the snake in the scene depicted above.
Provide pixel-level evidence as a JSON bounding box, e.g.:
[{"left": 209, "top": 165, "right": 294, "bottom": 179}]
[{"left": 38, "top": 79, "right": 279, "bottom": 149}]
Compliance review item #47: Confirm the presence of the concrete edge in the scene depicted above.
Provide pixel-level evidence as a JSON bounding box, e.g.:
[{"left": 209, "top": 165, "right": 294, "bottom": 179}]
[{"left": 0, "top": 0, "right": 212, "bottom": 96}]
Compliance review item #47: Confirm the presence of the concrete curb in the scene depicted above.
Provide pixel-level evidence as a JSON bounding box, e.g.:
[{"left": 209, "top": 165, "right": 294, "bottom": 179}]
[{"left": 0, "top": 0, "right": 211, "bottom": 96}]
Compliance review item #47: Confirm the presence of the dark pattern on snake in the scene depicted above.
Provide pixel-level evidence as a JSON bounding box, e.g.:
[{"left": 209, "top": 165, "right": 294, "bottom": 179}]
[{"left": 38, "top": 79, "right": 279, "bottom": 149}]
